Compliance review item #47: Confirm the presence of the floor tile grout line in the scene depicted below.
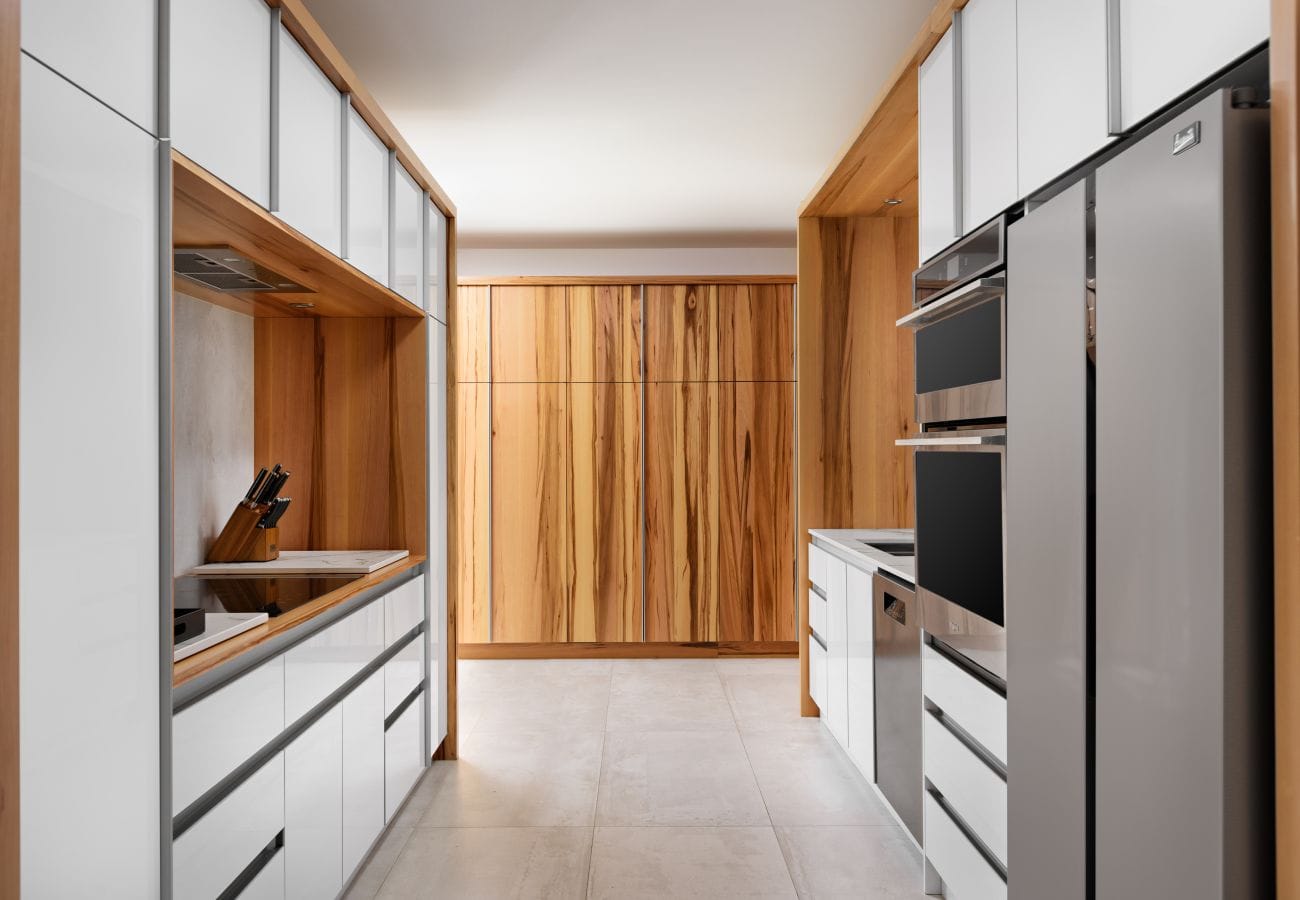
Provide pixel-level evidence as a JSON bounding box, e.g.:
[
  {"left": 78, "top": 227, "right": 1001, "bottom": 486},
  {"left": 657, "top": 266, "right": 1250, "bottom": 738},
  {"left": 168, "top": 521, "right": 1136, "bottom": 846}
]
[{"left": 585, "top": 661, "right": 615, "bottom": 899}]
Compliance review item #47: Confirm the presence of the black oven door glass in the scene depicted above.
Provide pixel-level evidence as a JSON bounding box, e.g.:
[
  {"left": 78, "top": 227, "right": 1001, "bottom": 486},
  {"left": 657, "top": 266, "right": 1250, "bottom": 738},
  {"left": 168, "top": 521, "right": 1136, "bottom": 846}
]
[
  {"left": 915, "top": 450, "right": 1004, "bottom": 627},
  {"left": 915, "top": 298, "right": 1003, "bottom": 395}
]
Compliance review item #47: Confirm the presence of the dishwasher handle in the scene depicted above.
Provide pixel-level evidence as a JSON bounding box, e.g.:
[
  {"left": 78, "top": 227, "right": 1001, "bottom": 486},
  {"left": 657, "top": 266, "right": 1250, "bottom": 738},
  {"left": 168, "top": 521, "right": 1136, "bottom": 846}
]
[{"left": 882, "top": 592, "right": 907, "bottom": 626}]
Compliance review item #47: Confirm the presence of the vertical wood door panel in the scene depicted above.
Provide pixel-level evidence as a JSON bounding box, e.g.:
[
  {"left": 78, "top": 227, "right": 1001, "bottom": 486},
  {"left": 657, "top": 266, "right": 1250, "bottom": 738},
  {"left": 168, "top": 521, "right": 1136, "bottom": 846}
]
[
  {"left": 645, "top": 382, "right": 720, "bottom": 641},
  {"left": 718, "top": 283, "right": 795, "bottom": 381},
  {"left": 718, "top": 382, "right": 796, "bottom": 642},
  {"left": 568, "top": 284, "right": 641, "bottom": 382},
  {"left": 492, "top": 383, "right": 570, "bottom": 641},
  {"left": 255, "top": 318, "right": 319, "bottom": 551},
  {"left": 569, "top": 383, "right": 642, "bottom": 642},
  {"left": 644, "top": 284, "right": 719, "bottom": 381},
  {"left": 454, "top": 383, "right": 490, "bottom": 642},
  {"left": 454, "top": 285, "right": 490, "bottom": 382},
  {"left": 491, "top": 285, "right": 567, "bottom": 381}
]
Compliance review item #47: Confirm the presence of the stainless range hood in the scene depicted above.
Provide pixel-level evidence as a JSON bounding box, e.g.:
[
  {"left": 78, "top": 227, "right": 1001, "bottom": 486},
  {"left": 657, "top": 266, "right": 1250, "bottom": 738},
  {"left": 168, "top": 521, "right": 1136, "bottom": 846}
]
[{"left": 173, "top": 246, "right": 313, "bottom": 294}]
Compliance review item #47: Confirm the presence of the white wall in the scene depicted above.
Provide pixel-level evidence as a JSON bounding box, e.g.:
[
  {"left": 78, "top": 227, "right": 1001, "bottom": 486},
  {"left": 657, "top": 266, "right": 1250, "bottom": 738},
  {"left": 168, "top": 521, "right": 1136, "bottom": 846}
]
[{"left": 456, "top": 246, "right": 797, "bottom": 279}]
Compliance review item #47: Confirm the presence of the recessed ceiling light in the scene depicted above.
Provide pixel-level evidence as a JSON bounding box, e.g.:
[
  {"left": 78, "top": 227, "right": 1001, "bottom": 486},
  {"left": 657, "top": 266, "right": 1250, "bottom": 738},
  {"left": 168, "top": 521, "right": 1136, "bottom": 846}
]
[
  {"left": 884, "top": 198, "right": 903, "bottom": 206},
  {"left": 289, "top": 302, "right": 315, "bottom": 309}
]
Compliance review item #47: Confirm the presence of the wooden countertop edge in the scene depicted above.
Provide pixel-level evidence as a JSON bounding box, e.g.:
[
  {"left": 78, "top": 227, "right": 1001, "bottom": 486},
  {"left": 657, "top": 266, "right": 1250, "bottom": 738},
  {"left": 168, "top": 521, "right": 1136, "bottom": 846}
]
[
  {"left": 457, "top": 275, "right": 797, "bottom": 286},
  {"left": 172, "top": 554, "right": 427, "bottom": 690}
]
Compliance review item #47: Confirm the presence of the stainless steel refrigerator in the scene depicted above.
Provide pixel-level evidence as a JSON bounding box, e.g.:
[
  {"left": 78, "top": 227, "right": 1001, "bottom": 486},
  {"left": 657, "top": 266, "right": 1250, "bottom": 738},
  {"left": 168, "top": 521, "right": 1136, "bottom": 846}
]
[{"left": 1006, "top": 87, "right": 1273, "bottom": 899}]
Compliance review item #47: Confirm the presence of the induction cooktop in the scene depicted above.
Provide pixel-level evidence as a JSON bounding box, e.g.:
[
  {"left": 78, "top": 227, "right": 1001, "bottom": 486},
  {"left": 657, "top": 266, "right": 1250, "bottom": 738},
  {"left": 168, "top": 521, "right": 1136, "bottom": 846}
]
[{"left": 174, "top": 575, "right": 364, "bottom": 619}]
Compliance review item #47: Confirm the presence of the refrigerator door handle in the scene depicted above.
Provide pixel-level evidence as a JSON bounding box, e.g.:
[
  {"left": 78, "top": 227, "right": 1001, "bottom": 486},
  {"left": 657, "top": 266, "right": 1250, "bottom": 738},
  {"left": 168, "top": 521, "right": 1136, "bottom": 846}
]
[{"left": 1105, "top": 0, "right": 1124, "bottom": 134}]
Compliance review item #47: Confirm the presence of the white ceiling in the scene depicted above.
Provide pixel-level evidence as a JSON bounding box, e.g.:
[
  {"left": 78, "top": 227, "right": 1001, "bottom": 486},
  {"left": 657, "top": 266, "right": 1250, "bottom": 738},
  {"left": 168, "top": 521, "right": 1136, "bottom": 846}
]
[{"left": 302, "top": 0, "right": 933, "bottom": 248}]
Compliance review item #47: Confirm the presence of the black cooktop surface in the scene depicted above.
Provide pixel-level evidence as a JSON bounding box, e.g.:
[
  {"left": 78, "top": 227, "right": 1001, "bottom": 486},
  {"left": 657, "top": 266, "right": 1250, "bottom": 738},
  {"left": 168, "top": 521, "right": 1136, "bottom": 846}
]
[{"left": 174, "top": 575, "right": 364, "bottom": 618}]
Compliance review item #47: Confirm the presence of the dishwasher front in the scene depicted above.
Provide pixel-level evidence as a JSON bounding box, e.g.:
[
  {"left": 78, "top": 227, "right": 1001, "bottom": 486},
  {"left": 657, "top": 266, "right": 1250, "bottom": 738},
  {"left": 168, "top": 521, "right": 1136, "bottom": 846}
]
[{"left": 873, "top": 570, "right": 922, "bottom": 842}]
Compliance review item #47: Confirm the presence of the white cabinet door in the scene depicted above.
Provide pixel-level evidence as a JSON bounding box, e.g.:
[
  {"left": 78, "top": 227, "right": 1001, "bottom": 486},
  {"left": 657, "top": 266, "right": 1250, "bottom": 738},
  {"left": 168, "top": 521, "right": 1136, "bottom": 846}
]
[
  {"left": 276, "top": 23, "right": 342, "bottom": 254},
  {"left": 346, "top": 105, "right": 391, "bottom": 284},
  {"left": 385, "top": 575, "right": 426, "bottom": 646},
  {"left": 241, "top": 850, "right": 286, "bottom": 900},
  {"left": 286, "top": 706, "right": 343, "bottom": 900},
  {"left": 171, "top": 0, "right": 272, "bottom": 206},
  {"left": 392, "top": 161, "right": 424, "bottom": 305},
  {"left": 961, "top": 0, "right": 1018, "bottom": 232},
  {"left": 824, "top": 556, "right": 849, "bottom": 746},
  {"left": 429, "top": 320, "right": 449, "bottom": 748},
  {"left": 1117, "top": 0, "right": 1268, "bottom": 131},
  {"left": 845, "top": 566, "right": 875, "bottom": 781},
  {"left": 918, "top": 25, "right": 959, "bottom": 262},
  {"left": 385, "top": 697, "right": 425, "bottom": 821},
  {"left": 19, "top": 57, "right": 161, "bottom": 898},
  {"left": 427, "top": 200, "right": 449, "bottom": 323},
  {"left": 385, "top": 640, "right": 425, "bottom": 719},
  {"left": 21, "top": 0, "right": 157, "bottom": 133},
  {"left": 1017, "top": 0, "right": 1110, "bottom": 194},
  {"left": 284, "top": 599, "right": 384, "bottom": 724},
  {"left": 342, "top": 668, "right": 386, "bottom": 877}
]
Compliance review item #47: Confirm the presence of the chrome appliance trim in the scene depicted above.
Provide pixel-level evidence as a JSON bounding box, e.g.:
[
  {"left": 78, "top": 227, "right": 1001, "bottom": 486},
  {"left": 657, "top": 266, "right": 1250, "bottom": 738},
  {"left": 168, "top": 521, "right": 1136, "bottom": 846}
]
[{"left": 897, "top": 277, "right": 1004, "bottom": 329}]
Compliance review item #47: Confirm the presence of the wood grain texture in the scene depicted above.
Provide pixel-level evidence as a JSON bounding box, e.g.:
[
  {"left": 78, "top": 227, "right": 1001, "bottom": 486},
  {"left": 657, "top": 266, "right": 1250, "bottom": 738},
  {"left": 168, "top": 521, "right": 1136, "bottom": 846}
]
[
  {"left": 491, "top": 285, "right": 568, "bottom": 381},
  {"left": 459, "top": 641, "right": 798, "bottom": 659},
  {"left": 254, "top": 318, "right": 320, "bottom": 551},
  {"left": 718, "top": 382, "right": 796, "bottom": 642},
  {"left": 459, "top": 276, "right": 796, "bottom": 286},
  {"left": 718, "top": 283, "right": 795, "bottom": 381},
  {"left": 453, "top": 285, "right": 490, "bottom": 382},
  {"left": 1273, "top": 2, "right": 1300, "bottom": 894},
  {"left": 453, "top": 383, "right": 489, "bottom": 643},
  {"left": 569, "top": 383, "right": 642, "bottom": 642},
  {"left": 491, "top": 383, "right": 571, "bottom": 642},
  {"left": 0, "top": 0, "right": 17, "bottom": 889},
  {"left": 645, "top": 382, "right": 720, "bottom": 641},
  {"left": 391, "top": 316, "right": 428, "bottom": 559},
  {"left": 644, "top": 284, "right": 720, "bottom": 382},
  {"left": 568, "top": 284, "right": 641, "bottom": 382}
]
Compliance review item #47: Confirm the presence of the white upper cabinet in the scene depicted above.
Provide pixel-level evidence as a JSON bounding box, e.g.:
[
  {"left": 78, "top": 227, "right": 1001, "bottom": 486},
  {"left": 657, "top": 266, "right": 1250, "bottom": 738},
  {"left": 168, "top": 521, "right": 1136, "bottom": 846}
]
[
  {"left": 275, "top": 24, "right": 343, "bottom": 254},
  {"left": 172, "top": 0, "right": 272, "bottom": 206},
  {"left": 427, "top": 199, "right": 449, "bottom": 323},
  {"left": 961, "top": 0, "right": 1018, "bottom": 233},
  {"left": 1117, "top": 0, "right": 1269, "bottom": 131},
  {"left": 918, "top": 25, "right": 959, "bottom": 262},
  {"left": 346, "top": 106, "right": 392, "bottom": 285},
  {"left": 1017, "top": 0, "right": 1110, "bottom": 195},
  {"left": 21, "top": 0, "right": 157, "bottom": 134},
  {"left": 391, "top": 161, "right": 424, "bottom": 305}
]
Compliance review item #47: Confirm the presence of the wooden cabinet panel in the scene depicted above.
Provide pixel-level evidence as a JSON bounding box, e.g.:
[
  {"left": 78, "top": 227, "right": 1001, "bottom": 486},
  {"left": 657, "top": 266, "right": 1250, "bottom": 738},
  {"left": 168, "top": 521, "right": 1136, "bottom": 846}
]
[
  {"left": 569, "top": 383, "right": 642, "bottom": 642},
  {"left": 645, "top": 382, "right": 719, "bottom": 641},
  {"left": 454, "top": 286, "right": 490, "bottom": 382},
  {"left": 718, "top": 284, "right": 794, "bottom": 381},
  {"left": 568, "top": 285, "right": 641, "bottom": 382},
  {"left": 718, "top": 382, "right": 795, "bottom": 642},
  {"left": 492, "top": 383, "right": 570, "bottom": 641},
  {"left": 453, "top": 384, "right": 489, "bottom": 642},
  {"left": 645, "top": 284, "right": 719, "bottom": 382},
  {"left": 492, "top": 285, "right": 567, "bottom": 381}
]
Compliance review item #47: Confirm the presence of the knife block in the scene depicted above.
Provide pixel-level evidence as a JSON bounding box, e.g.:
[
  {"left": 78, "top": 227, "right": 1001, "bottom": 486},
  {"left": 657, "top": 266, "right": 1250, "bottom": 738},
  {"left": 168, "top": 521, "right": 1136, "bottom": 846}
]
[
  {"left": 207, "top": 504, "right": 271, "bottom": 563},
  {"left": 244, "top": 527, "right": 280, "bottom": 562}
]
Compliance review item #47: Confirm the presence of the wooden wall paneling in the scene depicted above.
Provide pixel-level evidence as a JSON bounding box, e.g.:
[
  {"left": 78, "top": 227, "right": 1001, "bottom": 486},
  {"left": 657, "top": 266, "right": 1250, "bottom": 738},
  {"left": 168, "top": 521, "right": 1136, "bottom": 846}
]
[
  {"left": 568, "top": 284, "right": 641, "bottom": 382},
  {"left": 795, "top": 218, "right": 822, "bottom": 715},
  {"left": 390, "top": 316, "right": 427, "bottom": 555},
  {"left": 454, "top": 285, "right": 490, "bottom": 382},
  {"left": 645, "top": 382, "right": 720, "bottom": 641},
  {"left": 459, "top": 641, "right": 798, "bottom": 659},
  {"left": 718, "top": 381, "right": 796, "bottom": 642},
  {"left": 1, "top": 0, "right": 17, "bottom": 888},
  {"left": 460, "top": 276, "right": 796, "bottom": 286},
  {"left": 491, "top": 284, "right": 567, "bottom": 381},
  {"left": 644, "top": 284, "right": 720, "bottom": 381},
  {"left": 569, "top": 382, "right": 643, "bottom": 642},
  {"left": 453, "top": 382, "right": 490, "bottom": 643},
  {"left": 254, "top": 318, "right": 320, "bottom": 550},
  {"left": 491, "top": 383, "right": 571, "bottom": 641},
  {"left": 718, "top": 283, "right": 795, "bottom": 381}
]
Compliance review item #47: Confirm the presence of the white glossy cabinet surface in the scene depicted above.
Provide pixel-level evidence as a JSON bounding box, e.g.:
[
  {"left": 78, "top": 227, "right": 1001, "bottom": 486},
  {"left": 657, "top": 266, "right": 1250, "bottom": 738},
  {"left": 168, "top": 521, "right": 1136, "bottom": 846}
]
[
  {"left": 385, "top": 639, "right": 425, "bottom": 719},
  {"left": 430, "top": 320, "right": 449, "bottom": 747},
  {"left": 173, "top": 658, "right": 285, "bottom": 815},
  {"left": 809, "top": 636, "right": 828, "bottom": 712},
  {"left": 346, "top": 106, "right": 391, "bottom": 284},
  {"left": 845, "top": 567, "right": 875, "bottom": 781},
  {"left": 824, "top": 556, "right": 849, "bottom": 745},
  {"left": 385, "top": 575, "right": 425, "bottom": 646},
  {"left": 1117, "top": 0, "right": 1268, "bottom": 131},
  {"left": 286, "top": 707, "right": 344, "bottom": 900},
  {"left": 961, "top": 0, "right": 1018, "bottom": 232},
  {"left": 343, "top": 668, "right": 386, "bottom": 875},
  {"left": 924, "top": 792, "right": 1007, "bottom": 900},
  {"left": 174, "top": 754, "right": 285, "bottom": 900},
  {"left": 276, "top": 23, "right": 342, "bottom": 254},
  {"left": 922, "top": 642, "right": 1007, "bottom": 765},
  {"left": 427, "top": 200, "right": 449, "bottom": 322},
  {"left": 19, "top": 57, "right": 161, "bottom": 898},
  {"left": 21, "top": 0, "right": 157, "bottom": 133},
  {"left": 171, "top": 0, "right": 272, "bottom": 206},
  {"left": 392, "top": 162, "right": 424, "bottom": 304},
  {"left": 241, "top": 851, "right": 286, "bottom": 900},
  {"left": 385, "top": 699, "right": 425, "bottom": 821},
  {"left": 808, "top": 543, "right": 829, "bottom": 593},
  {"left": 285, "top": 599, "right": 384, "bottom": 724},
  {"left": 924, "top": 713, "right": 1007, "bottom": 865},
  {"left": 1016, "top": 0, "right": 1110, "bottom": 195},
  {"left": 918, "top": 25, "right": 959, "bottom": 262},
  {"left": 807, "top": 588, "right": 827, "bottom": 644}
]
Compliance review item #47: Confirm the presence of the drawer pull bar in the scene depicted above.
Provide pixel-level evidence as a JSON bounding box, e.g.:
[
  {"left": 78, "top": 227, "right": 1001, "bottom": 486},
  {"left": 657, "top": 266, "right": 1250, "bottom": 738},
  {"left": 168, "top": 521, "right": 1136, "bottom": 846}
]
[
  {"left": 385, "top": 680, "right": 426, "bottom": 732},
  {"left": 927, "top": 788, "right": 1008, "bottom": 882},
  {"left": 925, "top": 706, "right": 1008, "bottom": 780},
  {"left": 216, "top": 829, "right": 284, "bottom": 900}
]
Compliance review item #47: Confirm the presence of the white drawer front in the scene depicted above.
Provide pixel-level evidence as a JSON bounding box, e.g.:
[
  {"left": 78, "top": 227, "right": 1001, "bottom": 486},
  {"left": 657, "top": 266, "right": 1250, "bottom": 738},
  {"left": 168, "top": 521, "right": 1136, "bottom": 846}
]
[
  {"left": 808, "top": 635, "right": 828, "bottom": 711},
  {"left": 385, "top": 575, "right": 425, "bottom": 646},
  {"left": 384, "top": 696, "right": 425, "bottom": 822},
  {"left": 173, "top": 657, "right": 284, "bottom": 815},
  {"left": 924, "top": 712, "right": 1007, "bottom": 865},
  {"left": 807, "top": 588, "right": 828, "bottom": 643},
  {"left": 922, "top": 642, "right": 1007, "bottom": 765},
  {"left": 924, "top": 791, "right": 1006, "bottom": 900},
  {"left": 808, "top": 542, "right": 829, "bottom": 592},
  {"left": 240, "top": 849, "right": 285, "bottom": 900},
  {"left": 174, "top": 753, "right": 285, "bottom": 900},
  {"left": 285, "top": 599, "right": 384, "bottom": 724},
  {"left": 385, "top": 637, "right": 424, "bottom": 718}
]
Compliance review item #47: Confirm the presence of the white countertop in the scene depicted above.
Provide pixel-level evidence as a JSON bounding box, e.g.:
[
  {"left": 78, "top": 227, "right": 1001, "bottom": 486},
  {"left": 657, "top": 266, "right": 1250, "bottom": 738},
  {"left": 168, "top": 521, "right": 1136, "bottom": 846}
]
[{"left": 809, "top": 528, "right": 915, "bottom": 583}]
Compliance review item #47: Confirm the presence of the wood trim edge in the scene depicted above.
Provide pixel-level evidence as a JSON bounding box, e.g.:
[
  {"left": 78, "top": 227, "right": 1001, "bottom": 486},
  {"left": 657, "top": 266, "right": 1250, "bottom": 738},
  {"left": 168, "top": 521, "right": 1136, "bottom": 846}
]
[
  {"left": 457, "top": 275, "right": 797, "bottom": 286},
  {"left": 457, "top": 641, "right": 798, "bottom": 660}
]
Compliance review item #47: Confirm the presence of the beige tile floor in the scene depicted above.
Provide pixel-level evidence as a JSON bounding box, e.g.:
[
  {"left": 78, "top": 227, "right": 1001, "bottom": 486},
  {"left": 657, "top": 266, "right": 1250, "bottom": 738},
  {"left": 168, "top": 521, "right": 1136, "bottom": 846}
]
[{"left": 345, "top": 657, "right": 929, "bottom": 899}]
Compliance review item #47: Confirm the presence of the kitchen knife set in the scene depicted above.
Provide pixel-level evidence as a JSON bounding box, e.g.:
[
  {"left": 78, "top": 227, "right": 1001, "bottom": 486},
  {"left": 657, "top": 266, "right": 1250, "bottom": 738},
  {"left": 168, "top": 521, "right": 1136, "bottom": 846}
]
[{"left": 206, "top": 464, "right": 293, "bottom": 563}]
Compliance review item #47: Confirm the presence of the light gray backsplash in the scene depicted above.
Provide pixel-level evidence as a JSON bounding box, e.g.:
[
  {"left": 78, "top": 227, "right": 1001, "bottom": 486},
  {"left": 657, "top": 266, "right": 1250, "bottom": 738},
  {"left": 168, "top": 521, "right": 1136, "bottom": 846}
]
[{"left": 173, "top": 292, "right": 254, "bottom": 579}]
